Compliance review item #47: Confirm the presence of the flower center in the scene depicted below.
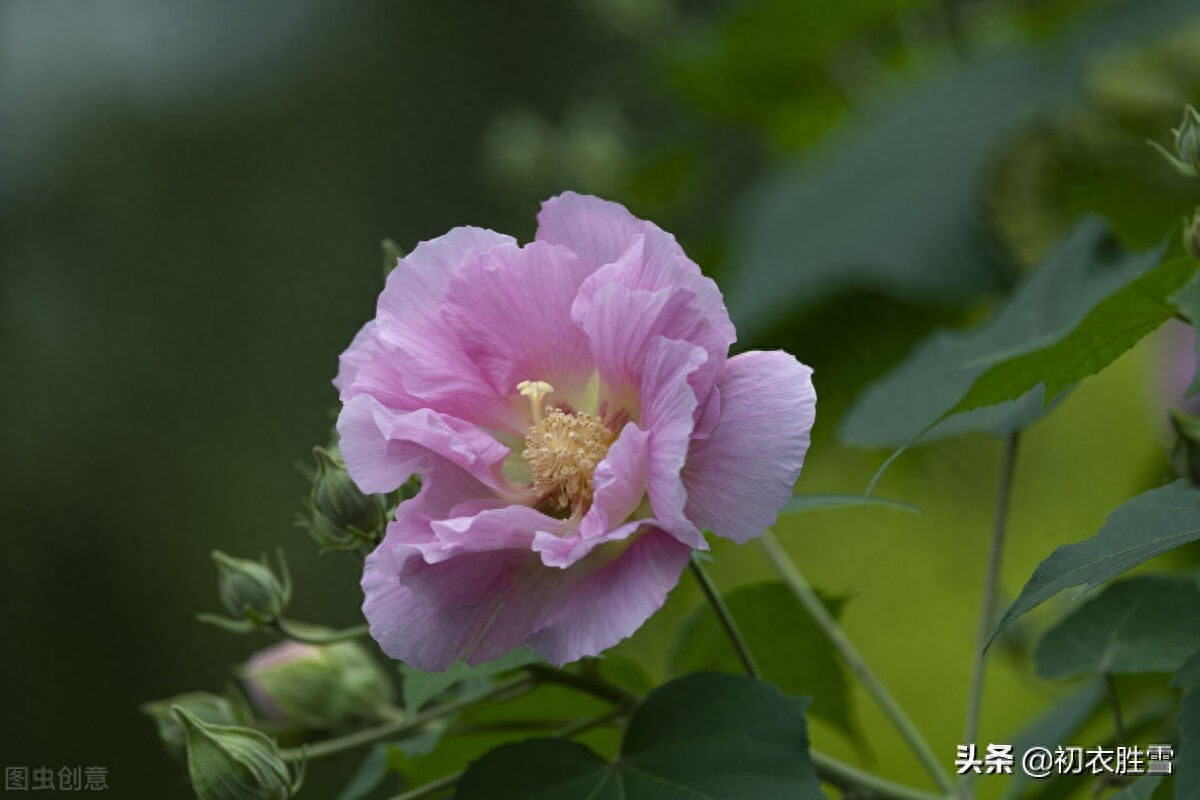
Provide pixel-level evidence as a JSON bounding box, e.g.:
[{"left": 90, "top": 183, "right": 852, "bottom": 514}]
[{"left": 518, "top": 380, "right": 614, "bottom": 512}]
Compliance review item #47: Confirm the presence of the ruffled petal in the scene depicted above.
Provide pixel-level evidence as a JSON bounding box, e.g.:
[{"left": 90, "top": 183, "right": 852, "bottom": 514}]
[
  {"left": 442, "top": 241, "right": 596, "bottom": 409},
  {"left": 337, "top": 394, "right": 517, "bottom": 496},
  {"left": 373, "top": 226, "right": 524, "bottom": 430},
  {"left": 640, "top": 337, "right": 708, "bottom": 550},
  {"left": 535, "top": 192, "right": 645, "bottom": 268},
  {"left": 526, "top": 528, "right": 692, "bottom": 666},
  {"left": 683, "top": 351, "right": 816, "bottom": 543}
]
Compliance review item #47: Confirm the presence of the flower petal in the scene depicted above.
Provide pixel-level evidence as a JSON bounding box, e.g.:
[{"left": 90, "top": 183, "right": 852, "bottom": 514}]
[
  {"left": 373, "top": 226, "right": 523, "bottom": 430},
  {"left": 535, "top": 192, "right": 645, "bottom": 268},
  {"left": 526, "top": 529, "right": 692, "bottom": 666},
  {"left": 337, "top": 394, "right": 516, "bottom": 496},
  {"left": 640, "top": 337, "right": 708, "bottom": 549},
  {"left": 442, "top": 241, "right": 596, "bottom": 408},
  {"left": 683, "top": 351, "right": 816, "bottom": 543}
]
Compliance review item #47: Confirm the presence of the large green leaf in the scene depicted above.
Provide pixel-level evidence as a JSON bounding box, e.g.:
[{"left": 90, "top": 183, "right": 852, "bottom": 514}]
[
  {"left": 454, "top": 673, "right": 824, "bottom": 800},
  {"left": 1171, "top": 647, "right": 1200, "bottom": 800},
  {"left": 1112, "top": 776, "right": 1166, "bottom": 800},
  {"left": 669, "top": 581, "right": 858, "bottom": 742},
  {"left": 990, "top": 481, "right": 1200, "bottom": 645},
  {"left": 400, "top": 647, "right": 541, "bottom": 712},
  {"left": 944, "top": 256, "right": 1193, "bottom": 419},
  {"left": 1035, "top": 576, "right": 1200, "bottom": 680},
  {"left": 725, "top": 0, "right": 1200, "bottom": 341},
  {"left": 841, "top": 218, "right": 1162, "bottom": 447},
  {"left": 1000, "top": 678, "right": 1105, "bottom": 800}
]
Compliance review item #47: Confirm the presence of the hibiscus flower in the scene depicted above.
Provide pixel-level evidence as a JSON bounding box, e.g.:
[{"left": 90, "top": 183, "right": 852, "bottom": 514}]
[{"left": 335, "top": 192, "right": 815, "bottom": 670}]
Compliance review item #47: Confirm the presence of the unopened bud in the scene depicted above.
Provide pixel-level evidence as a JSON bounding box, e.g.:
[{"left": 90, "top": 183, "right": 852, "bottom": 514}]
[
  {"left": 173, "top": 707, "right": 303, "bottom": 800},
  {"left": 142, "top": 692, "right": 240, "bottom": 761},
  {"left": 1151, "top": 105, "right": 1200, "bottom": 177},
  {"left": 241, "top": 639, "right": 395, "bottom": 731},
  {"left": 310, "top": 447, "right": 385, "bottom": 540},
  {"left": 1185, "top": 209, "right": 1200, "bottom": 260},
  {"left": 212, "top": 550, "right": 290, "bottom": 625}
]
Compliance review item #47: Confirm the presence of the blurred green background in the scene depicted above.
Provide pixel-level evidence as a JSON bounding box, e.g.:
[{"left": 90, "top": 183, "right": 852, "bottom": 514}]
[{"left": 3, "top": 0, "right": 1200, "bottom": 797}]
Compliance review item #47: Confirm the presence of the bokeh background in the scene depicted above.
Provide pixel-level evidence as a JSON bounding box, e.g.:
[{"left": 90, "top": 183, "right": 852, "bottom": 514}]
[{"left": 3, "top": 0, "right": 1200, "bottom": 797}]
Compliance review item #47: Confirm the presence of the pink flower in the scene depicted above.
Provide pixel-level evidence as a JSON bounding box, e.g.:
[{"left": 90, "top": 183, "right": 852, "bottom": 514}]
[{"left": 336, "top": 192, "right": 816, "bottom": 670}]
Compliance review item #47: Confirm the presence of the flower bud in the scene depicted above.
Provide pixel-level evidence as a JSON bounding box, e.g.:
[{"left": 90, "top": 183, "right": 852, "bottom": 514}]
[
  {"left": 241, "top": 639, "right": 395, "bottom": 730},
  {"left": 1185, "top": 209, "right": 1200, "bottom": 260},
  {"left": 173, "top": 707, "right": 303, "bottom": 800},
  {"left": 142, "top": 692, "right": 240, "bottom": 762},
  {"left": 309, "top": 446, "right": 385, "bottom": 541},
  {"left": 1151, "top": 105, "right": 1200, "bottom": 177},
  {"left": 212, "top": 550, "right": 290, "bottom": 624},
  {"left": 1172, "top": 409, "right": 1200, "bottom": 486}
]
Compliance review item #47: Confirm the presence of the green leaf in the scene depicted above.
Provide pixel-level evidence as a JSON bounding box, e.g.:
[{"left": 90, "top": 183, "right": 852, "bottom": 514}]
[
  {"left": 944, "top": 255, "right": 1192, "bottom": 419},
  {"left": 400, "top": 647, "right": 541, "bottom": 712},
  {"left": 670, "top": 582, "right": 858, "bottom": 743},
  {"left": 725, "top": 0, "right": 1200, "bottom": 341},
  {"left": 841, "top": 218, "right": 1164, "bottom": 447},
  {"left": 1172, "top": 272, "right": 1200, "bottom": 399},
  {"left": 1034, "top": 576, "right": 1200, "bottom": 680},
  {"left": 337, "top": 744, "right": 392, "bottom": 800},
  {"left": 1111, "top": 776, "right": 1166, "bottom": 800},
  {"left": 1171, "top": 647, "right": 1200, "bottom": 800},
  {"left": 1000, "top": 678, "right": 1105, "bottom": 800},
  {"left": 991, "top": 481, "right": 1200, "bottom": 645},
  {"left": 454, "top": 673, "right": 825, "bottom": 800},
  {"left": 780, "top": 493, "right": 923, "bottom": 516}
]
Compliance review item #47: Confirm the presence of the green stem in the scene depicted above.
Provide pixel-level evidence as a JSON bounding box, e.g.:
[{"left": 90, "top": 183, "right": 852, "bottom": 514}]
[
  {"left": 959, "top": 433, "right": 1019, "bottom": 799},
  {"left": 386, "top": 771, "right": 459, "bottom": 800},
  {"left": 525, "top": 664, "right": 639, "bottom": 709},
  {"left": 273, "top": 618, "right": 370, "bottom": 645},
  {"left": 280, "top": 674, "right": 535, "bottom": 762},
  {"left": 688, "top": 555, "right": 761, "bottom": 679},
  {"left": 759, "top": 530, "right": 954, "bottom": 794},
  {"left": 385, "top": 710, "right": 625, "bottom": 800},
  {"left": 1105, "top": 673, "right": 1126, "bottom": 746},
  {"left": 812, "top": 751, "right": 949, "bottom": 800}
]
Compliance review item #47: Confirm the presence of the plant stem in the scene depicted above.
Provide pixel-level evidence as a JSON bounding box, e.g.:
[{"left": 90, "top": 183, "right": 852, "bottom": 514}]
[
  {"left": 273, "top": 618, "right": 370, "bottom": 645},
  {"left": 280, "top": 674, "right": 535, "bottom": 762},
  {"left": 525, "top": 664, "right": 639, "bottom": 709},
  {"left": 812, "top": 751, "right": 949, "bottom": 800},
  {"left": 759, "top": 530, "right": 954, "bottom": 794},
  {"left": 960, "top": 433, "right": 1020, "bottom": 799},
  {"left": 386, "top": 771, "right": 459, "bottom": 800},
  {"left": 688, "top": 554, "right": 761, "bottom": 679},
  {"left": 384, "top": 709, "right": 625, "bottom": 800},
  {"left": 1105, "top": 673, "right": 1126, "bottom": 746}
]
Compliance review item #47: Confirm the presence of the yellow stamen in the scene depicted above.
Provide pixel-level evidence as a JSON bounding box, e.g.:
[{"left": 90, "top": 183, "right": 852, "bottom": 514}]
[
  {"left": 517, "top": 380, "right": 555, "bottom": 423},
  {"left": 523, "top": 409, "right": 614, "bottom": 513}
]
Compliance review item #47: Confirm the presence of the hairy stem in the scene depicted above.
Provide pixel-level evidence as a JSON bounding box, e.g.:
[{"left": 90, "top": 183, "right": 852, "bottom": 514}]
[
  {"left": 688, "top": 555, "right": 761, "bottom": 679},
  {"left": 960, "top": 433, "right": 1020, "bottom": 799},
  {"left": 759, "top": 530, "right": 954, "bottom": 794},
  {"left": 386, "top": 771, "right": 459, "bottom": 800}
]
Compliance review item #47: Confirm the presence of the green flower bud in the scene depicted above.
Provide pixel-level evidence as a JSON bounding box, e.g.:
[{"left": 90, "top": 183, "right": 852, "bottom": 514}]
[
  {"left": 142, "top": 692, "right": 240, "bottom": 762},
  {"left": 241, "top": 639, "right": 395, "bottom": 730},
  {"left": 1185, "top": 209, "right": 1200, "bottom": 260},
  {"left": 173, "top": 708, "right": 303, "bottom": 800},
  {"left": 1150, "top": 105, "right": 1200, "bottom": 177},
  {"left": 310, "top": 447, "right": 385, "bottom": 540},
  {"left": 212, "top": 550, "right": 290, "bottom": 625}
]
